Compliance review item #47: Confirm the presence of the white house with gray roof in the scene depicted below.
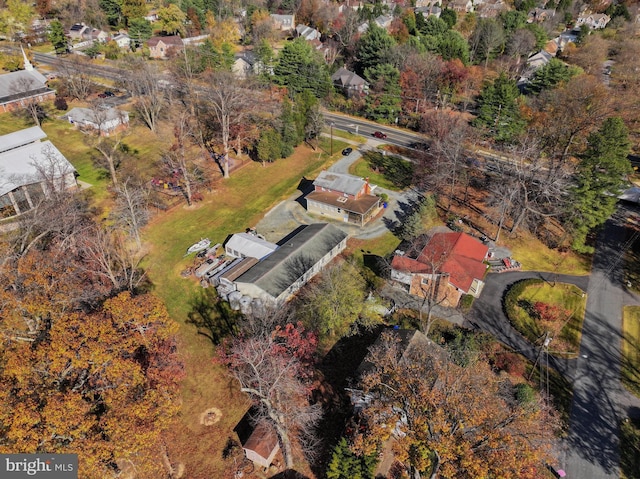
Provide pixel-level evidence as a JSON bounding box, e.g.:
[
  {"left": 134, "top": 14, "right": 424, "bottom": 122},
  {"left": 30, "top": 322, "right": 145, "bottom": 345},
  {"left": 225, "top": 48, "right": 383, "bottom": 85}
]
[
  {"left": 65, "top": 106, "right": 129, "bottom": 136},
  {"left": 224, "top": 232, "right": 279, "bottom": 260},
  {"left": 0, "top": 127, "right": 77, "bottom": 220},
  {"left": 222, "top": 223, "right": 348, "bottom": 306}
]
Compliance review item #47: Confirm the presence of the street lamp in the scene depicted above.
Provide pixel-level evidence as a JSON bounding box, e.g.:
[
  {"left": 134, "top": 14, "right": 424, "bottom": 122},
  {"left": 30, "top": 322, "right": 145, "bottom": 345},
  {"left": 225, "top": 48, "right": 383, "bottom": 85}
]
[{"left": 330, "top": 121, "right": 334, "bottom": 156}]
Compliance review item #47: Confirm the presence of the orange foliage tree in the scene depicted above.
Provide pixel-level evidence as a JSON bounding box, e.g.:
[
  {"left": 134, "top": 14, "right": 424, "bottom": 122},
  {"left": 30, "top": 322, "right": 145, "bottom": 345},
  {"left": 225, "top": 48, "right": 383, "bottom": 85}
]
[
  {"left": 354, "top": 331, "right": 559, "bottom": 479},
  {"left": 0, "top": 291, "right": 183, "bottom": 479}
]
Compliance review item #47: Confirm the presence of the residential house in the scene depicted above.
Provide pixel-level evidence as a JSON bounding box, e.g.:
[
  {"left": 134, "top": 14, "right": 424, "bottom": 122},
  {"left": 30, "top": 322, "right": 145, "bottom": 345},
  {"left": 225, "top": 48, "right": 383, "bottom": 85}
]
[
  {"left": 65, "top": 107, "right": 129, "bottom": 136},
  {"left": 415, "top": 5, "right": 442, "bottom": 19},
  {"left": 517, "top": 49, "right": 554, "bottom": 87},
  {"left": 0, "top": 49, "right": 54, "bottom": 113},
  {"left": 220, "top": 223, "right": 348, "bottom": 307},
  {"left": 85, "top": 28, "right": 110, "bottom": 43},
  {"left": 112, "top": 33, "right": 131, "bottom": 49},
  {"left": 527, "top": 7, "right": 556, "bottom": 23},
  {"left": 183, "top": 34, "right": 209, "bottom": 46},
  {"left": 147, "top": 35, "right": 184, "bottom": 59},
  {"left": 576, "top": 13, "right": 611, "bottom": 29},
  {"left": 475, "top": 0, "right": 509, "bottom": 18},
  {"left": 306, "top": 171, "right": 381, "bottom": 226},
  {"left": 390, "top": 231, "right": 489, "bottom": 306},
  {"left": 224, "top": 232, "right": 278, "bottom": 260},
  {"left": 270, "top": 14, "right": 295, "bottom": 32},
  {"left": 144, "top": 11, "right": 159, "bottom": 22},
  {"left": 331, "top": 66, "right": 369, "bottom": 98},
  {"left": 296, "top": 24, "right": 321, "bottom": 41},
  {"left": 374, "top": 14, "right": 394, "bottom": 29},
  {"left": 233, "top": 53, "right": 256, "bottom": 79},
  {"left": 0, "top": 127, "right": 77, "bottom": 220},
  {"left": 68, "top": 23, "right": 90, "bottom": 40},
  {"left": 448, "top": 0, "right": 474, "bottom": 13}
]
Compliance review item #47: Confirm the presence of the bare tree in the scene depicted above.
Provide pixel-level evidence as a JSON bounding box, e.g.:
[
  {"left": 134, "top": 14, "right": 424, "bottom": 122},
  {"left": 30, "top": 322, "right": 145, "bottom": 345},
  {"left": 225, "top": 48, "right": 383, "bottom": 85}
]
[
  {"left": 78, "top": 225, "right": 146, "bottom": 293},
  {"left": 110, "top": 177, "right": 149, "bottom": 249},
  {"left": 197, "top": 71, "right": 251, "bottom": 178},
  {"left": 9, "top": 76, "right": 47, "bottom": 126},
  {"left": 161, "top": 112, "right": 200, "bottom": 205},
  {"left": 56, "top": 56, "right": 95, "bottom": 100},
  {"left": 221, "top": 320, "right": 322, "bottom": 469},
  {"left": 119, "top": 57, "right": 165, "bottom": 133},
  {"left": 83, "top": 102, "right": 130, "bottom": 185}
]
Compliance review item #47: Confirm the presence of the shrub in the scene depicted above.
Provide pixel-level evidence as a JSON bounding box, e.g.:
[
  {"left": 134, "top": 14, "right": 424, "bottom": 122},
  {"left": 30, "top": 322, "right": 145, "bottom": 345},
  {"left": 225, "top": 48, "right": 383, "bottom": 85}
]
[
  {"left": 54, "top": 96, "right": 68, "bottom": 111},
  {"left": 459, "top": 294, "right": 475, "bottom": 312},
  {"left": 503, "top": 278, "right": 544, "bottom": 317}
]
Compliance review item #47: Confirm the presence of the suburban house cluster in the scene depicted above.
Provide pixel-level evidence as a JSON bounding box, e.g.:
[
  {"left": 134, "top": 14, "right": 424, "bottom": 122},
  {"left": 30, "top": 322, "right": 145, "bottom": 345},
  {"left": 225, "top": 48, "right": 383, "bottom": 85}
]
[{"left": 0, "top": 126, "right": 77, "bottom": 220}]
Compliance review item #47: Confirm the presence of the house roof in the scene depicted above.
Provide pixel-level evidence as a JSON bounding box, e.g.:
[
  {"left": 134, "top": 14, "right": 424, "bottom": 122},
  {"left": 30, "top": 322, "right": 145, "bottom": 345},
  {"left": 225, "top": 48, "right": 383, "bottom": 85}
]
[
  {"left": 69, "top": 23, "right": 87, "bottom": 32},
  {"left": 0, "top": 140, "right": 75, "bottom": 197},
  {"left": 391, "top": 232, "right": 488, "bottom": 293},
  {"left": 306, "top": 190, "right": 380, "bottom": 215},
  {"left": 331, "top": 67, "right": 367, "bottom": 88},
  {"left": 234, "top": 223, "right": 348, "bottom": 300},
  {"left": 270, "top": 14, "right": 294, "bottom": 25},
  {"left": 65, "top": 107, "right": 128, "bottom": 126},
  {"left": 313, "top": 170, "right": 369, "bottom": 196},
  {"left": 0, "top": 126, "right": 47, "bottom": 154},
  {"left": 296, "top": 24, "right": 321, "bottom": 40},
  {"left": 0, "top": 69, "right": 49, "bottom": 102},
  {"left": 148, "top": 35, "right": 183, "bottom": 47},
  {"left": 224, "top": 233, "right": 278, "bottom": 260},
  {"left": 241, "top": 422, "right": 280, "bottom": 462}
]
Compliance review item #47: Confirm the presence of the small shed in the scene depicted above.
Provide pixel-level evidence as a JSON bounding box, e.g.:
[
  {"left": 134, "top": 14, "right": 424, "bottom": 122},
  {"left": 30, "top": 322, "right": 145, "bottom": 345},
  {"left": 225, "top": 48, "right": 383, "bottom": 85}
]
[
  {"left": 239, "top": 422, "right": 280, "bottom": 469},
  {"left": 224, "top": 232, "right": 278, "bottom": 260}
]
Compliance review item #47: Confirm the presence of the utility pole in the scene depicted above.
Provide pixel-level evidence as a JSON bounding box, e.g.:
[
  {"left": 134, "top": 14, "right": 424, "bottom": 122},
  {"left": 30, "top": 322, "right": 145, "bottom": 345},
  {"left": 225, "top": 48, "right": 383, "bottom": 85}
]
[{"left": 330, "top": 121, "right": 334, "bottom": 156}]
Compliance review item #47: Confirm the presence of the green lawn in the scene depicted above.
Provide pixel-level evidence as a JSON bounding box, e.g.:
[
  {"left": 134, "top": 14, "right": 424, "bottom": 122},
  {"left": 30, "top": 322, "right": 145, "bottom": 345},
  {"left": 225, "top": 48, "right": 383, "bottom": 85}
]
[
  {"left": 622, "top": 306, "right": 640, "bottom": 397},
  {"left": 506, "top": 234, "right": 591, "bottom": 276},
  {"left": 348, "top": 152, "right": 413, "bottom": 191},
  {"left": 508, "top": 282, "right": 586, "bottom": 358},
  {"left": 324, "top": 126, "right": 366, "bottom": 144}
]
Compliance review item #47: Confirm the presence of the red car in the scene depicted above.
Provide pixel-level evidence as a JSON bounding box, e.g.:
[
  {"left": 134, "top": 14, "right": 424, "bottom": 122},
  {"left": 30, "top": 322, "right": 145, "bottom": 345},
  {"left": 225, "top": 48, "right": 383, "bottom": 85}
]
[{"left": 373, "top": 131, "right": 387, "bottom": 139}]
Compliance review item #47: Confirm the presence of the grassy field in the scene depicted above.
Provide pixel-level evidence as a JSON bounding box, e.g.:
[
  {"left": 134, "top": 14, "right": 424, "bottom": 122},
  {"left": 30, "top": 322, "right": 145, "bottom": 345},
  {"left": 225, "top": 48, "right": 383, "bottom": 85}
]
[
  {"left": 508, "top": 282, "right": 586, "bottom": 358},
  {"left": 349, "top": 157, "right": 399, "bottom": 190},
  {"left": 0, "top": 111, "right": 168, "bottom": 209},
  {"left": 505, "top": 233, "right": 591, "bottom": 276},
  {"left": 622, "top": 306, "right": 640, "bottom": 397}
]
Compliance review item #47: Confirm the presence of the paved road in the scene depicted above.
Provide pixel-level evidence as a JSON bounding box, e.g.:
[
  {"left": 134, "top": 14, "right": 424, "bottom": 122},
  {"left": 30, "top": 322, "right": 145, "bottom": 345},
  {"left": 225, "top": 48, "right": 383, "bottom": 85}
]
[
  {"left": 563, "top": 208, "right": 640, "bottom": 478},
  {"left": 468, "top": 272, "right": 589, "bottom": 379}
]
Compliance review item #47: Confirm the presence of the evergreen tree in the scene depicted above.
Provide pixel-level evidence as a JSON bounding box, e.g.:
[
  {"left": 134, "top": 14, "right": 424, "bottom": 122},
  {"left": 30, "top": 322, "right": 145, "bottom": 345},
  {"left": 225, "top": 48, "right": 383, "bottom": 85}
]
[
  {"left": 418, "top": 15, "right": 449, "bottom": 36},
  {"left": 438, "top": 30, "right": 470, "bottom": 63},
  {"left": 273, "top": 38, "right": 331, "bottom": 98},
  {"left": 128, "top": 17, "right": 152, "bottom": 49},
  {"left": 364, "top": 63, "right": 402, "bottom": 124},
  {"left": 280, "top": 98, "right": 299, "bottom": 157},
  {"left": 257, "top": 127, "right": 283, "bottom": 163},
  {"left": 570, "top": 117, "right": 632, "bottom": 253},
  {"left": 473, "top": 72, "right": 525, "bottom": 142},
  {"left": 355, "top": 23, "right": 396, "bottom": 74},
  {"left": 526, "top": 58, "right": 580, "bottom": 95},
  {"left": 326, "top": 437, "right": 378, "bottom": 479},
  {"left": 440, "top": 8, "right": 457, "bottom": 28},
  {"left": 99, "top": 0, "right": 122, "bottom": 26},
  {"left": 48, "top": 20, "right": 68, "bottom": 55}
]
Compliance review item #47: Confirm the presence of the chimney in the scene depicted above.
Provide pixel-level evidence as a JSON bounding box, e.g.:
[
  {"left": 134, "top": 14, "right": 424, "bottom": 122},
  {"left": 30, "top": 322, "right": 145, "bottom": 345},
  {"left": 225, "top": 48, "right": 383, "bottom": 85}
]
[{"left": 364, "top": 177, "right": 370, "bottom": 196}]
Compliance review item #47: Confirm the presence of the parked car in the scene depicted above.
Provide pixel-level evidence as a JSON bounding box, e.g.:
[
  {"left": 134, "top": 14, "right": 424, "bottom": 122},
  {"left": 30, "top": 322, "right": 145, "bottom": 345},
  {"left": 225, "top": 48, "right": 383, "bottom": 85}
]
[
  {"left": 104, "top": 91, "right": 115, "bottom": 97},
  {"left": 409, "top": 141, "right": 430, "bottom": 151},
  {"left": 373, "top": 131, "right": 387, "bottom": 139},
  {"left": 342, "top": 147, "right": 353, "bottom": 156}
]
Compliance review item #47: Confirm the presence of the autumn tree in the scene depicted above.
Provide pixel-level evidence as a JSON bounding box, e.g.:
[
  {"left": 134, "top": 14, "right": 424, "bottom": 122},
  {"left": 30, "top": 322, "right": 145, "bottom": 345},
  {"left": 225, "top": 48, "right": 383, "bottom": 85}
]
[
  {"left": 298, "top": 260, "right": 372, "bottom": 338},
  {"left": 219, "top": 320, "right": 322, "bottom": 469},
  {"left": 0, "top": 291, "right": 183, "bottom": 479},
  {"left": 56, "top": 56, "right": 94, "bottom": 100},
  {"left": 157, "top": 3, "right": 186, "bottom": 36},
  {"left": 569, "top": 117, "right": 632, "bottom": 253},
  {"left": 355, "top": 330, "right": 559, "bottom": 479},
  {"left": 110, "top": 177, "right": 149, "bottom": 249}
]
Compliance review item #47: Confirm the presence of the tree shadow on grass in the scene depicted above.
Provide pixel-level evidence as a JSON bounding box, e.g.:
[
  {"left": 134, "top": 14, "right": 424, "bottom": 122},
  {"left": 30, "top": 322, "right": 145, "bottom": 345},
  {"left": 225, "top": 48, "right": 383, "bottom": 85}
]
[{"left": 186, "top": 288, "right": 241, "bottom": 346}]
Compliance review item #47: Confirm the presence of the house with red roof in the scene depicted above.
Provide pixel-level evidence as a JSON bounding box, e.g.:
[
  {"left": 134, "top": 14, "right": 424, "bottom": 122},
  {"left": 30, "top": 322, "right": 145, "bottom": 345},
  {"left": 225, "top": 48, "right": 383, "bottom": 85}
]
[{"left": 390, "top": 232, "right": 489, "bottom": 306}]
